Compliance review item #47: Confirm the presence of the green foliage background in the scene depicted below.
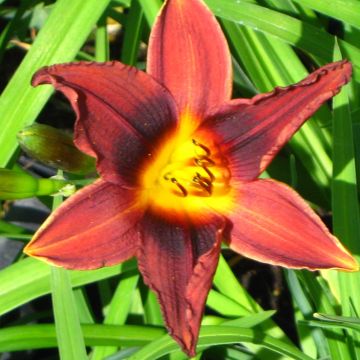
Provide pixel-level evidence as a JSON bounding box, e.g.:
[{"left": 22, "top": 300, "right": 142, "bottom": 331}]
[{"left": 1, "top": 0, "right": 360, "bottom": 359}]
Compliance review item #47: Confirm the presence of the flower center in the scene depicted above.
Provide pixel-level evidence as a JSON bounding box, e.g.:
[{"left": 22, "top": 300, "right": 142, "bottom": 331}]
[
  {"left": 140, "top": 129, "right": 233, "bottom": 217},
  {"left": 159, "top": 138, "right": 231, "bottom": 198}
]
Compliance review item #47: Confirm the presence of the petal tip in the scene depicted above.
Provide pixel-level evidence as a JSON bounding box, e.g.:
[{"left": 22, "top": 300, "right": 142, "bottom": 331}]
[
  {"left": 31, "top": 67, "right": 51, "bottom": 87},
  {"left": 336, "top": 255, "right": 359, "bottom": 272}
]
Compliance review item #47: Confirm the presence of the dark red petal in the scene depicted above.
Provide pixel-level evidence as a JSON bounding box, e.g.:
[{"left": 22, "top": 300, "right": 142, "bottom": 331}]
[
  {"left": 32, "top": 62, "right": 179, "bottom": 186},
  {"left": 198, "top": 60, "right": 352, "bottom": 180},
  {"left": 147, "top": 0, "right": 232, "bottom": 118},
  {"left": 227, "top": 179, "right": 358, "bottom": 271},
  {"left": 24, "top": 180, "right": 143, "bottom": 269},
  {"left": 137, "top": 212, "right": 224, "bottom": 357}
]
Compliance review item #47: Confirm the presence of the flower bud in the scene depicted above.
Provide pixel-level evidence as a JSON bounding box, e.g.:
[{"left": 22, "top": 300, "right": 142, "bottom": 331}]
[
  {"left": 17, "top": 124, "right": 96, "bottom": 174},
  {"left": 0, "top": 169, "right": 68, "bottom": 200}
]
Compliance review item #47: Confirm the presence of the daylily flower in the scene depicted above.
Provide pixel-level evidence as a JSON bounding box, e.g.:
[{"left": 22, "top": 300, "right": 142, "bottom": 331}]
[{"left": 24, "top": 0, "right": 358, "bottom": 356}]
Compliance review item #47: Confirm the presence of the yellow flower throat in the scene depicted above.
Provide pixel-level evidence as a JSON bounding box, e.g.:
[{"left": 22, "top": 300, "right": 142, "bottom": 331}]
[
  {"left": 141, "top": 117, "right": 234, "bottom": 218},
  {"left": 159, "top": 138, "right": 230, "bottom": 198}
]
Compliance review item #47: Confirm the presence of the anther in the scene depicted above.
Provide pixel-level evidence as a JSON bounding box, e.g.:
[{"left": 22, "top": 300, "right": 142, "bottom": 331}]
[
  {"left": 171, "top": 177, "right": 188, "bottom": 197},
  {"left": 192, "top": 139, "right": 211, "bottom": 157},
  {"left": 194, "top": 157, "right": 215, "bottom": 166},
  {"left": 193, "top": 173, "right": 212, "bottom": 195},
  {"left": 194, "top": 158, "right": 215, "bottom": 182},
  {"left": 202, "top": 166, "right": 215, "bottom": 182},
  {"left": 163, "top": 173, "right": 188, "bottom": 196}
]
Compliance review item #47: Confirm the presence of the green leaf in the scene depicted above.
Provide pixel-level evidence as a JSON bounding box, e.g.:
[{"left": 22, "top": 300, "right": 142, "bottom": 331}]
[
  {"left": 128, "top": 326, "right": 313, "bottom": 360},
  {"left": 224, "top": 310, "right": 277, "bottom": 328},
  {"left": 295, "top": 271, "right": 353, "bottom": 359},
  {"left": 0, "top": 324, "right": 165, "bottom": 351},
  {"left": 91, "top": 273, "right": 140, "bottom": 360},
  {"left": 284, "top": 270, "right": 329, "bottom": 358},
  {"left": 331, "top": 42, "right": 360, "bottom": 317},
  {"left": 51, "top": 267, "right": 87, "bottom": 360},
  {"left": 205, "top": 0, "right": 360, "bottom": 72},
  {"left": 121, "top": 0, "right": 145, "bottom": 65},
  {"left": 0, "top": 0, "right": 111, "bottom": 167},
  {"left": 315, "top": 313, "right": 360, "bottom": 326},
  {"left": 137, "top": 0, "right": 161, "bottom": 25},
  {"left": 0, "top": 257, "right": 137, "bottom": 316},
  {"left": 213, "top": 255, "right": 259, "bottom": 313},
  {"left": 49, "top": 179, "right": 87, "bottom": 359},
  {"left": 95, "top": 12, "right": 110, "bottom": 62},
  {"left": 292, "top": 0, "right": 360, "bottom": 29}
]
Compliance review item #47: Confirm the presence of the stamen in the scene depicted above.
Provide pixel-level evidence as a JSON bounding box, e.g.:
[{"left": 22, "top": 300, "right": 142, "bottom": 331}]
[
  {"left": 202, "top": 165, "right": 215, "bottom": 182},
  {"left": 192, "top": 139, "right": 211, "bottom": 157},
  {"left": 194, "top": 157, "right": 215, "bottom": 166},
  {"left": 193, "top": 173, "right": 212, "bottom": 195},
  {"left": 171, "top": 177, "right": 188, "bottom": 197},
  {"left": 194, "top": 158, "right": 215, "bottom": 182},
  {"left": 163, "top": 172, "right": 188, "bottom": 196}
]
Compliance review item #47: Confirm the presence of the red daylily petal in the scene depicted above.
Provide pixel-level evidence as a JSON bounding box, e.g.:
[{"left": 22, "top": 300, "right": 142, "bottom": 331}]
[
  {"left": 32, "top": 62, "right": 179, "bottom": 186},
  {"left": 147, "top": 0, "right": 232, "bottom": 118},
  {"left": 137, "top": 212, "right": 224, "bottom": 357},
  {"left": 227, "top": 179, "right": 358, "bottom": 271},
  {"left": 24, "top": 180, "right": 142, "bottom": 269},
  {"left": 198, "top": 60, "right": 352, "bottom": 180}
]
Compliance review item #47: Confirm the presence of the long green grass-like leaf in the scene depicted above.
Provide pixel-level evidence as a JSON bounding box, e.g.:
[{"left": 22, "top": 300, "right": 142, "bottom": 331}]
[
  {"left": 128, "top": 326, "right": 313, "bottom": 360},
  {"left": 315, "top": 313, "right": 360, "bottom": 326},
  {"left": 0, "top": 257, "right": 137, "bottom": 316},
  {"left": 213, "top": 255, "right": 291, "bottom": 359},
  {"left": 121, "top": 0, "right": 145, "bottom": 65},
  {"left": 137, "top": 0, "right": 161, "bottom": 25},
  {"left": 141, "top": 286, "right": 163, "bottom": 325},
  {"left": 292, "top": 0, "right": 360, "bottom": 30},
  {"left": 331, "top": 43, "right": 360, "bottom": 360},
  {"left": 51, "top": 267, "right": 88, "bottom": 360},
  {"left": 296, "top": 271, "right": 353, "bottom": 360},
  {"left": 284, "top": 270, "right": 328, "bottom": 358},
  {"left": 49, "top": 183, "right": 87, "bottom": 359},
  {"left": 205, "top": 0, "right": 360, "bottom": 72},
  {"left": 332, "top": 44, "right": 360, "bottom": 314},
  {"left": 207, "top": 290, "right": 251, "bottom": 317},
  {"left": 74, "top": 288, "right": 95, "bottom": 324},
  {"left": 0, "top": 0, "right": 111, "bottom": 167},
  {"left": 95, "top": 12, "right": 110, "bottom": 62},
  {"left": 213, "top": 255, "right": 259, "bottom": 313},
  {"left": 0, "top": 324, "right": 165, "bottom": 351},
  {"left": 91, "top": 273, "right": 140, "bottom": 360}
]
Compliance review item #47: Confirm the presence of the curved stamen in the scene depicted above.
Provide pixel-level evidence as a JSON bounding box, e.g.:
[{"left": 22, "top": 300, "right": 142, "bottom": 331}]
[
  {"left": 193, "top": 173, "right": 212, "bottom": 195},
  {"left": 192, "top": 139, "right": 211, "bottom": 157},
  {"left": 194, "top": 157, "right": 215, "bottom": 166},
  {"left": 202, "top": 165, "right": 215, "bottom": 182},
  {"left": 194, "top": 158, "right": 215, "bottom": 182},
  {"left": 163, "top": 173, "right": 188, "bottom": 196},
  {"left": 171, "top": 177, "right": 188, "bottom": 197}
]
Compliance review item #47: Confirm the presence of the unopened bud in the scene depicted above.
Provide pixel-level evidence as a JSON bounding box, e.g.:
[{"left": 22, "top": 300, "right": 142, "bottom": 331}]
[
  {"left": 0, "top": 169, "right": 68, "bottom": 200},
  {"left": 17, "top": 124, "right": 96, "bottom": 174}
]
